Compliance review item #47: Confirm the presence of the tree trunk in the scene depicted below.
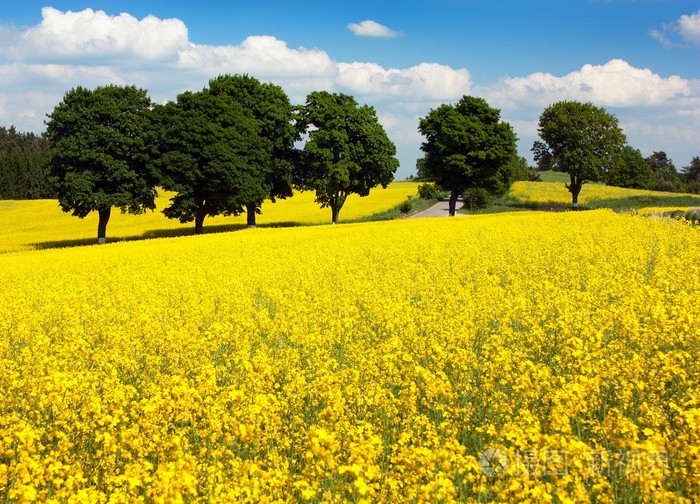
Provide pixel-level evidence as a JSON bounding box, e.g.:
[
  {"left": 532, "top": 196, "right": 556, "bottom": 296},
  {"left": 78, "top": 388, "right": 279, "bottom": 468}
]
[
  {"left": 97, "top": 207, "right": 111, "bottom": 244},
  {"left": 246, "top": 203, "right": 257, "bottom": 228},
  {"left": 448, "top": 188, "right": 460, "bottom": 216},
  {"left": 568, "top": 174, "right": 583, "bottom": 209},
  {"left": 331, "top": 205, "right": 340, "bottom": 225},
  {"left": 194, "top": 207, "right": 206, "bottom": 235}
]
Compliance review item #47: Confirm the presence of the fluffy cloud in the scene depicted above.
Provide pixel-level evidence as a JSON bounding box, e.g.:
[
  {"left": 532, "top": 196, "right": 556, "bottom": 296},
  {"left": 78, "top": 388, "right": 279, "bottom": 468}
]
[
  {"left": 347, "top": 20, "right": 402, "bottom": 38},
  {"left": 678, "top": 11, "right": 700, "bottom": 45},
  {"left": 0, "top": 7, "right": 697, "bottom": 177},
  {"left": 483, "top": 60, "right": 698, "bottom": 169},
  {"left": 0, "top": 63, "right": 125, "bottom": 88},
  {"left": 650, "top": 10, "right": 700, "bottom": 47},
  {"left": 178, "top": 36, "right": 336, "bottom": 78},
  {"left": 337, "top": 62, "right": 470, "bottom": 101},
  {"left": 487, "top": 59, "right": 690, "bottom": 108},
  {"left": 5, "top": 7, "right": 190, "bottom": 62}
]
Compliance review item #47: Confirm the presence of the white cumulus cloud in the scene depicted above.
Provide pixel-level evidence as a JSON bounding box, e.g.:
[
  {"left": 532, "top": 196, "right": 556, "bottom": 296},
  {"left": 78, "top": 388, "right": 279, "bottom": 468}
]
[
  {"left": 650, "top": 10, "right": 700, "bottom": 47},
  {"left": 0, "top": 7, "right": 697, "bottom": 177},
  {"left": 678, "top": 11, "right": 700, "bottom": 45},
  {"left": 178, "top": 36, "right": 336, "bottom": 78},
  {"left": 337, "top": 62, "right": 470, "bottom": 101},
  {"left": 4, "top": 7, "right": 190, "bottom": 63},
  {"left": 488, "top": 59, "right": 690, "bottom": 108},
  {"left": 347, "top": 20, "right": 402, "bottom": 38}
]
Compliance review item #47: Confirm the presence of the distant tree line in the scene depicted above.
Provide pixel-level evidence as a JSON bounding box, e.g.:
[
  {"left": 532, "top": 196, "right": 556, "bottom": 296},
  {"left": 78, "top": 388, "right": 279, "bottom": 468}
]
[
  {"left": 0, "top": 126, "right": 54, "bottom": 199},
  {"left": 42, "top": 75, "right": 398, "bottom": 243},
  {"left": 535, "top": 139, "right": 700, "bottom": 195}
]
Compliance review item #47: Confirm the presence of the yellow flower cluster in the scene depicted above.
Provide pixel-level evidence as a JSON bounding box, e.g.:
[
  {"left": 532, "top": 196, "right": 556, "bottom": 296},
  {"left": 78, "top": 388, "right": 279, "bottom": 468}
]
[
  {"left": 509, "top": 181, "right": 700, "bottom": 207},
  {"left": 1, "top": 209, "right": 699, "bottom": 502},
  {"left": 0, "top": 182, "right": 419, "bottom": 254}
]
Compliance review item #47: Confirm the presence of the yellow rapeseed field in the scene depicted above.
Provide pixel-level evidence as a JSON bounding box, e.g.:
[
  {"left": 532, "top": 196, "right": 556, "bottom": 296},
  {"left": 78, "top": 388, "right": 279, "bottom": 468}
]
[
  {"left": 1, "top": 208, "right": 698, "bottom": 503},
  {"left": 508, "top": 180, "right": 700, "bottom": 209},
  {"left": 0, "top": 182, "right": 419, "bottom": 254}
]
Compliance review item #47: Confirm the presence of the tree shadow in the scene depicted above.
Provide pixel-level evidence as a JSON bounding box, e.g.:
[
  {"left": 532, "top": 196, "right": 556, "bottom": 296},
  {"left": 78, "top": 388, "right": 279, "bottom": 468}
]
[
  {"left": 495, "top": 201, "right": 586, "bottom": 212},
  {"left": 584, "top": 194, "right": 700, "bottom": 209},
  {"left": 31, "top": 221, "right": 304, "bottom": 251}
]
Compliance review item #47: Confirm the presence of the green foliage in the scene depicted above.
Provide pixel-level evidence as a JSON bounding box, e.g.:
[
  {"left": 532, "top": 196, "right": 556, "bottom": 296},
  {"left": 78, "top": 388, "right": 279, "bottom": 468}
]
[
  {"left": 646, "top": 151, "right": 685, "bottom": 193},
  {"left": 0, "top": 126, "right": 54, "bottom": 199},
  {"left": 607, "top": 145, "right": 652, "bottom": 189},
  {"left": 398, "top": 199, "right": 413, "bottom": 213},
  {"left": 682, "top": 156, "right": 700, "bottom": 185},
  {"left": 296, "top": 91, "right": 399, "bottom": 224},
  {"left": 418, "top": 95, "right": 517, "bottom": 215},
  {"left": 417, "top": 182, "right": 442, "bottom": 200},
  {"left": 527, "top": 171, "right": 543, "bottom": 182},
  {"left": 415, "top": 157, "right": 427, "bottom": 180},
  {"left": 152, "top": 88, "right": 269, "bottom": 234},
  {"left": 45, "top": 85, "right": 157, "bottom": 242},
  {"left": 463, "top": 187, "right": 493, "bottom": 211},
  {"left": 537, "top": 100, "right": 627, "bottom": 206},
  {"left": 508, "top": 155, "right": 541, "bottom": 182},
  {"left": 531, "top": 140, "right": 553, "bottom": 172},
  {"left": 207, "top": 74, "right": 298, "bottom": 225}
]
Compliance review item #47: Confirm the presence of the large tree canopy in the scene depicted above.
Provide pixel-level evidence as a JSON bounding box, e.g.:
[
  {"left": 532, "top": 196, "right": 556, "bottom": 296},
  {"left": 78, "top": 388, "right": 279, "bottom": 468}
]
[
  {"left": 45, "top": 85, "right": 157, "bottom": 243},
  {"left": 536, "top": 101, "right": 626, "bottom": 207},
  {"left": 153, "top": 88, "right": 268, "bottom": 235},
  {"left": 296, "top": 91, "right": 399, "bottom": 224},
  {"left": 208, "top": 74, "right": 298, "bottom": 227},
  {"left": 418, "top": 95, "right": 517, "bottom": 216}
]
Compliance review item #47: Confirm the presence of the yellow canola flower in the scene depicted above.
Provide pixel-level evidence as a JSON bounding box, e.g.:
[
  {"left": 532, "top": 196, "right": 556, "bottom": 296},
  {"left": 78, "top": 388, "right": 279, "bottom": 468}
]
[
  {"left": 0, "top": 209, "right": 698, "bottom": 502},
  {"left": 0, "top": 181, "right": 420, "bottom": 253}
]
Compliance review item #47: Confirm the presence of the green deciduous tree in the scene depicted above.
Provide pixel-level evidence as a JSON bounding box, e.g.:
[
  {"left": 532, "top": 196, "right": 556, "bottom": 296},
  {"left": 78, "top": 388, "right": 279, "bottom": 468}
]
[
  {"left": 208, "top": 74, "right": 298, "bottom": 227},
  {"left": 418, "top": 95, "right": 517, "bottom": 216},
  {"left": 508, "top": 155, "right": 539, "bottom": 182},
  {"left": 153, "top": 88, "right": 268, "bottom": 234},
  {"left": 45, "top": 85, "right": 157, "bottom": 243},
  {"left": 607, "top": 145, "right": 652, "bottom": 189},
  {"left": 531, "top": 140, "right": 553, "bottom": 172},
  {"left": 296, "top": 91, "right": 398, "bottom": 224},
  {"left": 536, "top": 101, "right": 626, "bottom": 207}
]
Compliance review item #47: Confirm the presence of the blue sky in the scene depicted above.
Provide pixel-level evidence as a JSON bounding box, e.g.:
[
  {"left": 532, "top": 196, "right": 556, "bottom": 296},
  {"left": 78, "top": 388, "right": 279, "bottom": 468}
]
[{"left": 1, "top": 1, "right": 698, "bottom": 178}]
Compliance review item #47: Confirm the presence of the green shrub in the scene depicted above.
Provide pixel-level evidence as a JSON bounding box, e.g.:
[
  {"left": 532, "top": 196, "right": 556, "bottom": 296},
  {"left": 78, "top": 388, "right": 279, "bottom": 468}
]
[
  {"left": 417, "top": 182, "right": 442, "bottom": 200},
  {"left": 527, "top": 170, "right": 543, "bottom": 182},
  {"left": 399, "top": 200, "right": 413, "bottom": 214},
  {"left": 463, "top": 188, "right": 493, "bottom": 211}
]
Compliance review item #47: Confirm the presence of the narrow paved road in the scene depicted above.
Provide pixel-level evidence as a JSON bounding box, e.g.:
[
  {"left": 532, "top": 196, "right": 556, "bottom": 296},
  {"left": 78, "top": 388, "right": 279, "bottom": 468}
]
[{"left": 409, "top": 196, "right": 464, "bottom": 218}]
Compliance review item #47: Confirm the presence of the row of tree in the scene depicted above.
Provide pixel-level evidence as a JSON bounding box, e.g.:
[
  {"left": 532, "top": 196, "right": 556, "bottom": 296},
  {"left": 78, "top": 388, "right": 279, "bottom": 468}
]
[
  {"left": 417, "top": 98, "right": 700, "bottom": 210},
  {"left": 0, "top": 127, "right": 53, "bottom": 199},
  {"left": 5, "top": 82, "right": 699, "bottom": 239},
  {"left": 45, "top": 75, "right": 399, "bottom": 242}
]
